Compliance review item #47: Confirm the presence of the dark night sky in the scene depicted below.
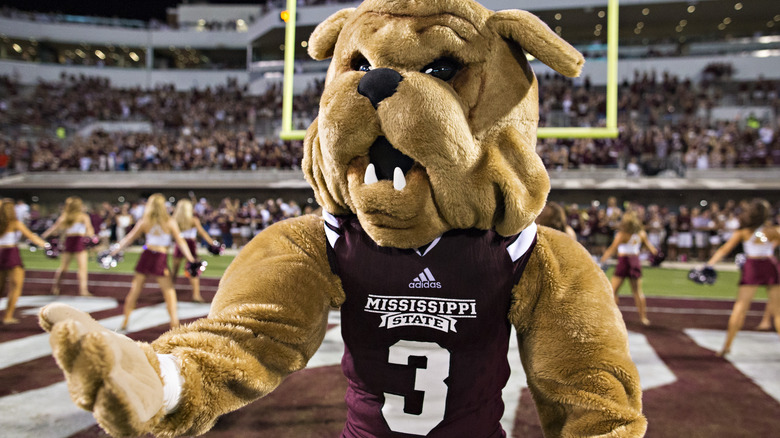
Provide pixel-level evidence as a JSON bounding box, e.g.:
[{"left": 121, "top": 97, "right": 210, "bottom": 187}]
[{"left": 0, "top": 1, "right": 264, "bottom": 22}]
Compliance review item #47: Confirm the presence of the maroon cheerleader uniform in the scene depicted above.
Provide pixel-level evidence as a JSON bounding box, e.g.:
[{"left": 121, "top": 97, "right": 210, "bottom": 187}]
[
  {"left": 135, "top": 225, "right": 172, "bottom": 276},
  {"left": 0, "top": 231, "right": 23, "bottom": 269},
  {"left": 174, "top": 228, "right": 198, "bottom": 259},
  {"left": 614, "top": 233, "right": 643, "bottom": 279},
  {"left": 135, "top": 250, "right": 170, "bottom": 277},
  {"left": 0, "top": 247, "right": 23, "bottom": 269},
  {"left": 63, "top": 222, "right": 88, "bottom": 253},
  {"left": 63, "top": 236, "right": 87, "bottom": 253},
  {"left": 738, "top": 227, "right": 779, "bottom": 286}
]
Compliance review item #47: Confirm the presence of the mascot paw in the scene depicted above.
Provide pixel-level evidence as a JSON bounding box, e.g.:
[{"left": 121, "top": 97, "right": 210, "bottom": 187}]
[{"left": 39, "top": 303, "right": 165, "bottom": 436}]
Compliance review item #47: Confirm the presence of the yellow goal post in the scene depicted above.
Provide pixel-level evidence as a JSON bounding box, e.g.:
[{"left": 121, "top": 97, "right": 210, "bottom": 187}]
[{"left": 280, "top": 0, "right": 619, "bottom": 140}]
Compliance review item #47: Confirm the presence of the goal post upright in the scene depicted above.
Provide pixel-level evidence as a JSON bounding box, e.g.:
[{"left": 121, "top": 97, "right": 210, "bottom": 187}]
[{"left": 281, "top": 0, "right": 619, "bottom": 140}]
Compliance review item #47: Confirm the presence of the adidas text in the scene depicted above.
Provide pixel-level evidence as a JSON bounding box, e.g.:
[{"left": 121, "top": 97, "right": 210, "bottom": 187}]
[{"left": 409, "top": 281, "right": 442, "bottom": 288}]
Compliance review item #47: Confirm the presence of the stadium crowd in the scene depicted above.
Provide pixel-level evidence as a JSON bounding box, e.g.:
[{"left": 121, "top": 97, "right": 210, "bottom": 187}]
[
  {"left": 7, "top": 194, "right": 779, "bottom": 264},
  {"left": 561, "top": 196, "right": 780, "bottom": 264},
  {"left": 1, "top": 67, "right": 777, "bottom": 174}
]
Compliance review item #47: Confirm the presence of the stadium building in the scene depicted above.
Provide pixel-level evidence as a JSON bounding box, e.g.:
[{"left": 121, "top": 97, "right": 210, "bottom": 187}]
[{"left": 1, "top": 1, "right": 780, "bottom": 437}]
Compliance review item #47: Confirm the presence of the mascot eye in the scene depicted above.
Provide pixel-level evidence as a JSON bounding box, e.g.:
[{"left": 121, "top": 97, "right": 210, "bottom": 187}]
[
  {"left": 421, "top": 58, "right": 461, "bottom": 81},
  {"left": 351, "top": 55, "right": 372, "bottom": 72}
]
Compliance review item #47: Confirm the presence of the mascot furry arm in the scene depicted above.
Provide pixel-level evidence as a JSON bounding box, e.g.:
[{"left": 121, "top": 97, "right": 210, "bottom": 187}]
[{"left": 40, "top": 1, "right": 646, "bottom": 437}]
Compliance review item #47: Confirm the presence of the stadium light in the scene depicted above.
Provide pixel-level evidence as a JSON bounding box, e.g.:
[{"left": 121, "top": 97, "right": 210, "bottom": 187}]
[{"left": 280, "top": 0, "right": 619, "bottom": 140}]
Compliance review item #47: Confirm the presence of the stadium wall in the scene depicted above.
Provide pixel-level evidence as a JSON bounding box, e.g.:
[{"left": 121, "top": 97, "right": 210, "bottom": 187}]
[
  {"left": 0, "top": 60, "right": 247, "bottom": 91},
  {"left": 1, "top": 169, "right": 776, "bottom": 213}
]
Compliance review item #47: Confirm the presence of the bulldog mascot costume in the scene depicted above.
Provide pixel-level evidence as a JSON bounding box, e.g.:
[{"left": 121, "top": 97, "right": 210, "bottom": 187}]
[{"left": 40, "top": 1, "right": 646, "bottom": 436}]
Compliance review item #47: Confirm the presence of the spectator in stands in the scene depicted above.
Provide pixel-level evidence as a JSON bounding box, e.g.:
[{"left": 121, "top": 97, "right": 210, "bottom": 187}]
[
  {"left": 114, "top": 203, "right": 134, "bottom": 243},
  {"left": 676, "top": 205, "right": 693, "bottom": 261}
]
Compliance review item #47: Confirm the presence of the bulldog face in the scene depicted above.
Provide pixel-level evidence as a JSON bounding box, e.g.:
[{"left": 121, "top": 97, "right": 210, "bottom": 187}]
[{"left": 304, "top": 0, "right": 583, "bottom": 248}]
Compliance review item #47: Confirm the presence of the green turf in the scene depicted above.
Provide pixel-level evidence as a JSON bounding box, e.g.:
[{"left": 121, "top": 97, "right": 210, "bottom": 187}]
[
  {"left": 20, "top": 248, "right": 752, "bottom": 300},
  {"left": 608, "top": 266, "right": 745, "bottom": 300},
  {"left": 21, "top": 247, "right": 233, "bottom": 279}
]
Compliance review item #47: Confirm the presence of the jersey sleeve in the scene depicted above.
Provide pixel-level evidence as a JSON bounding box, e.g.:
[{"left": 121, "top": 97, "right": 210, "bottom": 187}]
[
  {"left": 150, "top": 214, "right": 346, "bottom": 437},
  {"left": 509, "top": 227, "right": 647, "bottom": 437}
]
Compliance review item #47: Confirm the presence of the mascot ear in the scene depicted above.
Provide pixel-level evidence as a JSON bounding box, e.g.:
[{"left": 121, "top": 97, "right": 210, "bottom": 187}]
[
  {"left": 308, "top": 8, "right": 355, "bottom": 60},
  {"left": 487, "top": 10, "right": 584, "bottom": 78}
]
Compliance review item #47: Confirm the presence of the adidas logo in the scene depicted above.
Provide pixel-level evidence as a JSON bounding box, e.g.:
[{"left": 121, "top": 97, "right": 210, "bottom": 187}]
[{"left": 409, "top": 268, "right": 442, "bottom": 289}]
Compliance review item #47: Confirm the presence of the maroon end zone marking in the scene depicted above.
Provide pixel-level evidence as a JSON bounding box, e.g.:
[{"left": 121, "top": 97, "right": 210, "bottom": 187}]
[
  {"left": 0, "top": 355, "right": 61, "bottom": 397},
  {"left": 511, "top": 388, "right": 543, "bottom": 438},
  {"left": 642, "top": 325, "right": 780, "bottom": 437},
  {"left": 6, "top": 288, "right": 776, "bottom": 436},
  {"left": 205, "top": 365, "right": 349, "bottom": 438},
  {"left": 70, "top": 366, "right": 350, "bottom": 438}
]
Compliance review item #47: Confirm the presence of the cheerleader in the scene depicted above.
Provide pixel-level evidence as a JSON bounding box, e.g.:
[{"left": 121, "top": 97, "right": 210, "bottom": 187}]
[
  {"left": 756, "top": 223, "right": 780, "bottom": 331},
  {"left": 41, "top": 196, "right": 96, "bottom": 296},
  {"left": 600, "top": 210, "right": 659, "bottom": 326},
  {"left": 0, "top": 199, "right": 49, "bottom": 324},
  {"left": 705, "top": 199, "right": 780, "bottom": 356},
  {"left": 109, "top": 193, "right": 196, "bottom": 330},
  {"left": 171, "top": 199, "right": 214, "bottom": 303}
]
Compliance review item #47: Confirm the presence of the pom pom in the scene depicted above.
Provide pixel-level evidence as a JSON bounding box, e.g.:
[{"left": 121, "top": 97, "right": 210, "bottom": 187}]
[
  {"left": 97, "top": 245, "right": 123, "bottom": 269},
  {"left": 207, "top": 241, "right": 225, "bottom": 256},
  {"left": 650, "top": 251, "right": 666, "bottom": 267},
  {"left": 83, "top": 235, "right": 100, "bottom": 249},
  {"left": 185, "top": 260, "right": 207, "bottom": 278},
  {"left": 688, "top": 266, "right": 717, "bottom": 285},
  {"left": 734, "top": 253, "right": 746, "bottom": 269}
]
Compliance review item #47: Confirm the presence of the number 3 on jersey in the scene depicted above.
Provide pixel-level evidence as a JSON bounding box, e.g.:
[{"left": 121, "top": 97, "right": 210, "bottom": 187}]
[{"left": 381, "top": 340, "right": 451, "bottom": 435}]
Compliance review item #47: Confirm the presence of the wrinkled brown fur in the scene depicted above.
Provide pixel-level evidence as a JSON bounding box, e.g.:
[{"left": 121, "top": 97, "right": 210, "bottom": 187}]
[
  {"left": 304, "top": 0, "right": 582, "bottom": 248},
  {"left": 512, "top": 227, "right": 646, "bottom": 436}
]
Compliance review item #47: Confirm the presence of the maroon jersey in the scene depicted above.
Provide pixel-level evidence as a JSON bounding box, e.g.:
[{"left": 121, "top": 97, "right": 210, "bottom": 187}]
[
  {"left": 677, "top": 213, "right": 692, "bottom": 232},
  {"left": 324, "top": 213, "right": 536, "bottom": 437}
]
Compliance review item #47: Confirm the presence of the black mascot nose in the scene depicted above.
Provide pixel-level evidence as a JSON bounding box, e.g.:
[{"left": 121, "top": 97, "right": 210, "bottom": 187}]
[{"left": 357, "top": 68, "right": 403, "bottom": 108}]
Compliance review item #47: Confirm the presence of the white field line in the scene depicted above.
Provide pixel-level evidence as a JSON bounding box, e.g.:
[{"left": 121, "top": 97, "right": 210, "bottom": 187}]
[
  {"left": 0, "top": 300, "right": 211, "bottom": 370},
  {"left": 620, "top": 305, "right": 765, "bottom": 317}
]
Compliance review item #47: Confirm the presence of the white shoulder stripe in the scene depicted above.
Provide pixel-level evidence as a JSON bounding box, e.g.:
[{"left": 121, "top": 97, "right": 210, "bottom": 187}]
[
  {"left": 414, "top": 236, "right": 441, "bottom": 256},
  {"left": 507, "top": 222, "right": 537, "bottom": 262},
  {"left": 322, "top": 210, "right": 339, "bottom": 228},
  {"left": 322, "top": 211, "right": 340, "bottom": 247}
]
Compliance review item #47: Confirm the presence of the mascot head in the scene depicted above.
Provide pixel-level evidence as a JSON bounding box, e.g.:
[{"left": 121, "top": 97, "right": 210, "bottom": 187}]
[{"left": 303, "top": 0, "right": 584, "bottom": 248}]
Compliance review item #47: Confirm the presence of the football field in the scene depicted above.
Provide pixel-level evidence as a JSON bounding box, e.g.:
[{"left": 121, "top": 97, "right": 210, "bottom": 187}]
[{"left": 1, "top": 267, "right": 778, "bottom": 438}]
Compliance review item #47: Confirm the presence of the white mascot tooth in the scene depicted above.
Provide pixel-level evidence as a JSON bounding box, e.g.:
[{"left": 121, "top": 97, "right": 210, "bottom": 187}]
[
  {"left": 393, "top": 167, "right": 406, "bottom": 191},
  {"left": 364, "top": 163, "right": 378, "bottom": 185}
]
